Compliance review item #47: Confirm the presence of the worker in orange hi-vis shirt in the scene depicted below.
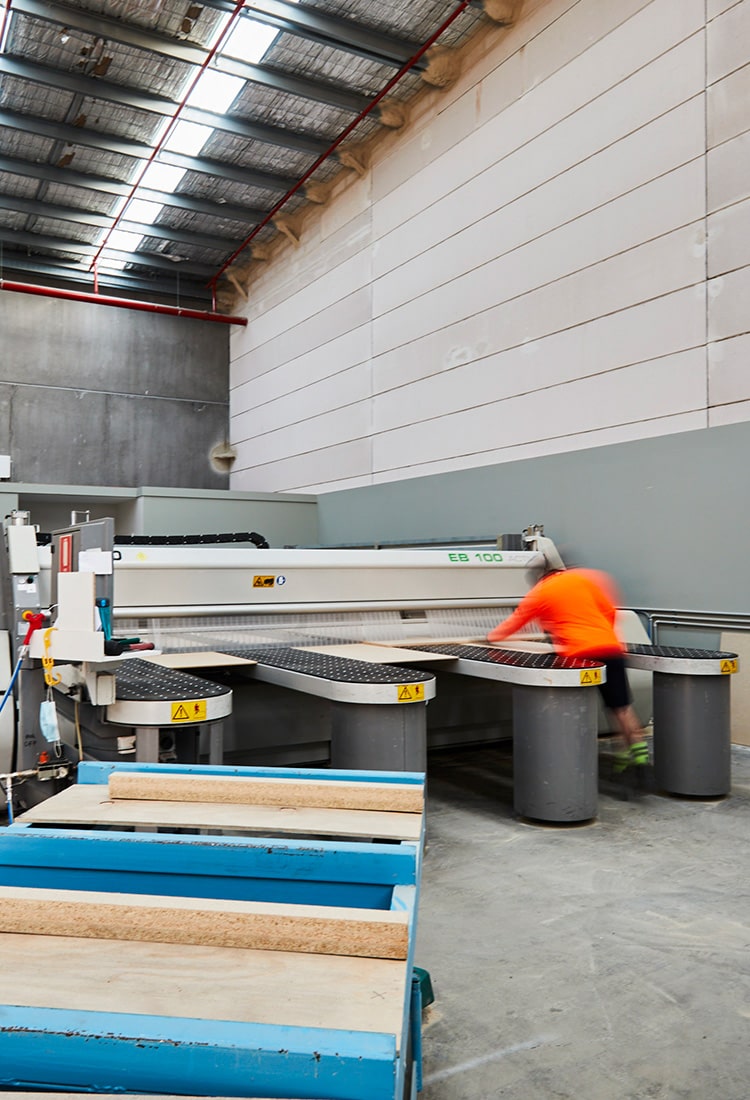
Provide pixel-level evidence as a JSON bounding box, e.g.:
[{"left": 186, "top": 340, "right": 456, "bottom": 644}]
[{"left": 487, "top": 565, "right": 649, "bottom": 772}]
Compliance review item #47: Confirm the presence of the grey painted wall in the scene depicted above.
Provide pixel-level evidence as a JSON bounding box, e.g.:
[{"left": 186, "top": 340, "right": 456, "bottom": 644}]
[
  {"left": 316, "top": 420, "right": 750, "bottom": 615},
  {"left": 0, "top": 292, "right": 230, "bottom": 489}
]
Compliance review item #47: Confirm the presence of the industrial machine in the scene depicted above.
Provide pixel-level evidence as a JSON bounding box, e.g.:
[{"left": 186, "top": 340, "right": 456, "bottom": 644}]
[{"left": 0, "top": 514, "right": 655, "bottom": 810}]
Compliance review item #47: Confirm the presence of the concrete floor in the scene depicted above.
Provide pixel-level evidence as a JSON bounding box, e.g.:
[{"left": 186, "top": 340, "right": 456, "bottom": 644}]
[{"left": 415, "top": 743, "right": 750, "bottom": 1100}]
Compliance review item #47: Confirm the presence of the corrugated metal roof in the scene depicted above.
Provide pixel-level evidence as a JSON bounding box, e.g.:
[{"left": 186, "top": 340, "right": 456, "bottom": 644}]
[{"left": 0, "top": 0, "right": 499, "bottom": 307}]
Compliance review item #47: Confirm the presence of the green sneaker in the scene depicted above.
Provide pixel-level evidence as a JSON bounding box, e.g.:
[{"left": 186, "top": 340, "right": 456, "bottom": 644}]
[
  {"left": 630, "top": 741, "right": 650, "bottom": 766},
  {"left": 613, "top": 741, "right": 650, "bottom": 773},
  {"left": 613, "top": 750, "right": 631, "bottom": 774}
]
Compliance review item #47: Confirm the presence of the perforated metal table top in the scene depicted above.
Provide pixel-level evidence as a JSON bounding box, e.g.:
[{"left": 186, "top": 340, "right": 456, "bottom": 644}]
[
  {"left": 221, "top": 645, "right": 436, "bottom": 705},
  {"left": 402, "top": 644, "right": 604, "bottom": 688},
  {"left": 624, "top": 643, "right": 739, "bottom": 675},
  {"left": 115, "top": 658, "right": 231, "bottom": 702},
  {"left": 224, "top": 646, "right": 434, "bottom": 685}
]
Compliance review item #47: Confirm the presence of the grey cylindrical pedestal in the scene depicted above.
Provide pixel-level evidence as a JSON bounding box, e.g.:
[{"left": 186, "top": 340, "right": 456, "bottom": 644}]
[
  {"left": 512, "top": 685, "right": 598, "bottom": 823},
  {"left": 653, "top": 673, "right": 731, "bottom": 796},
  {"left": 330, "top": 702, "right": 427, "bottom": 772}
]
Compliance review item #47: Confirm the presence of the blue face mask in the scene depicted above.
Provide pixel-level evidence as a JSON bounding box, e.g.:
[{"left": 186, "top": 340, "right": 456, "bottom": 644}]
[{"left": 39, "top": 699, "right": 61, "bottom": 744}]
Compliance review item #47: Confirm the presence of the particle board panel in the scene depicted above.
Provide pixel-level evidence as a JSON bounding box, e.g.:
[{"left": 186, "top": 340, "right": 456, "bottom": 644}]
[
  {"left": 141, "top": 651, "right": 256, "bottom": 669},
  {"left": 296, "top": 643, "right": 464, "bottom": 663},
  {"left": 15, "top": 784, "right": 422, "bottom": 841},
  {"left": 0, "top": 886, "right": 408, "bottom": 959},
  {"left": 108, "top": 772, "right": 424, "bottom": 813},
  {"left": 0, "top": 932, "right": 406, "bottom": 1036}
]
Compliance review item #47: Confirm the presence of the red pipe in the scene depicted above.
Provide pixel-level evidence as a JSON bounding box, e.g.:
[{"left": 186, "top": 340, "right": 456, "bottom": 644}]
[
  {"left": 210, "top": 0, "right": 474, "bottom": 288},
  {"left": 0, "top": 278, "right": 248, "bottom": 324},
  {"left": 0, "top": 0, "right": 13, "bottom": 53},
  {"left": 88, "top": 0, "right": 248, "bottom": 274}
]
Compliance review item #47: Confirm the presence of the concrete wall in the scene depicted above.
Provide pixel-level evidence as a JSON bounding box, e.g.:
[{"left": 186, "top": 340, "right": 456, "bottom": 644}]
[
  {"left": 315, "top": 420, "right": 749, "bottom": 614},
  {"left": 1, "top": 292, "right": 231, "bottom": 489},
  {"left": 228, "top": 0, "right": 749, "bottom": 612}
]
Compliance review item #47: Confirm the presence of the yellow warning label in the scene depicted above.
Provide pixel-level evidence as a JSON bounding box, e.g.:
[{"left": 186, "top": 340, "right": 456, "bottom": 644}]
[
  {"left": 579, "top": 668, "right": 603, "bottom": 685},
  {"left": 171, "top": 700, "right": 207, "bottom": 722},
  {"left": 721, "top": 659, "right": 738, "bottom": 674},
  {"left": 253, "top": 575, "right": 275, "bottom": 588},
  {"left": 397, "top": 683, "right": 425, "bottom": 703}
]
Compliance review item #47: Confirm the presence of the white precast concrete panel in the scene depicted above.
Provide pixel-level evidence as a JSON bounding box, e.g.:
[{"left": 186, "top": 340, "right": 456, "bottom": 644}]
[
  {"left": 372, "top": 159, "right": 706, "bottom": 355},
  {"left": 234, "top": 363, "right": 371, "bottom": 442},
  {"left": 708, "top": 334, "right": 750, "bottom": 408},
  {"left": 371, "top": 349, "right": 708, "bottom": 476},
  {"left": 707, "top": 63, "right": 750, "bottom": 147},
  {"left": 708, "top": 267, "right": 750, "bottom": 343},
  {"left": 234, "top": 438, "right": 372, "bottom": 492},
  {"left": 232, "top": 328, "right": 371, "bottom": 414},
  {"left": 372, "top": 0, "right": 703, "bottom": 239},
  {"left": 708, "top": 130, "right": 750, "bottom": 213},
  {"left": 367, "top": 413, "right": 708, "bottom": 486},
  {"left": 373, "top": 285, "right": 706, "bottom": 404},
  {"left": 707, "top": 1, "right": 750, "bottom": 83},
  {"left": 708, "top": 197, "right": 750, "bottom": 278},
  {"left": 373, "top": 289, "right": 707, "bottom": 434},
  {"left": 374, "top": 84, "right": 706, "bottom": 304},
  {"left": 229, "top": 0, "right": 748, "bottom": 495},
  {"left": 374, "top": 223, "right": 706, "bottom": 366}
]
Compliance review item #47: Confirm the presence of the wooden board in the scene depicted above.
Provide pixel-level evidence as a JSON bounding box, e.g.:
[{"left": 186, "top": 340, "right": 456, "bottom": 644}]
[
  {"left": 0, "top": 932, "right": 406, "bottom": 1037},
  {"left": 296, "top": 642, "right": 460, "bottom": 663},
  {"left": 140, "top": 650, "right": 256, "bottom": 669},
  {"left": 108, "top": 771, "right": 424, "bottom": 814},
  {"left": 15, "top": 783, "right": 423, "bottom": 841},
  {"left": 0, "top": 886, "right": 408, "bottom": 959}
]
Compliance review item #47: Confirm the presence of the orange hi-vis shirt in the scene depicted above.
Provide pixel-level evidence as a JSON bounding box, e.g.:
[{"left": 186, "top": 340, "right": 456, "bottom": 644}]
[{"left": 487, "top": 568, "right": 625, "bottom": 659}]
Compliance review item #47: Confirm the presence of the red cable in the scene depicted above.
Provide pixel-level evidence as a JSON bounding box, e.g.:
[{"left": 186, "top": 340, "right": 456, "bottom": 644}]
[{"left": 88, "top": 0, "right": 248, "bottom": 274}]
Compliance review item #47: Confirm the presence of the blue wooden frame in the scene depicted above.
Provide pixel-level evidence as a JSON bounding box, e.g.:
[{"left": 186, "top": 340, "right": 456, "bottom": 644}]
[
  {"left": 0, "top": 762, "right": 426, "bottom": 1098},
  {"left": 0, "top": 1006, "right": 397, "bottom": 1098}
]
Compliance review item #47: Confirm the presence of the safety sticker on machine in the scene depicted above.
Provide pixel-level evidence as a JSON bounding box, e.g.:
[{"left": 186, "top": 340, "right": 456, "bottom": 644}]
[
  {"left": 397, "top": 684, "right": 425, "bottom": 702},
  {"left": 721, "top": 659, "right": 738, "bottom": 674},
  {"left": 171, "top": 700, "right": 207, "bottom": 722},
  {"left": 579, "top": 668, "right": 603, "bottom": 685},
  {"left": 253, "top": 575, "right": 275, "bottom": 588}
]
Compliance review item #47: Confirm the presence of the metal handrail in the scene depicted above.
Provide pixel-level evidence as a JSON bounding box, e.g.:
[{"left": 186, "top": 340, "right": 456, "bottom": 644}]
[{"left": 628, "top": 608, "right": 750, "bottom": 645}]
